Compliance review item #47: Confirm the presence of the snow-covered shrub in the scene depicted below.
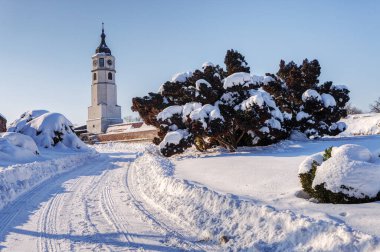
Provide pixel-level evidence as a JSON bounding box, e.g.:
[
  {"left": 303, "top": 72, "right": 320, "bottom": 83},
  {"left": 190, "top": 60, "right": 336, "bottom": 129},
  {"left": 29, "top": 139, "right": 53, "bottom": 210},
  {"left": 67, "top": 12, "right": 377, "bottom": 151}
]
[
  {"left": 132, "top": 50, "right": 287, "bottom": 156},
  {"left": 132, "top": 50, "right": 349, "bottom": 157},
  {"left": 8, "top": 110, "right": 87, "bottom": 150},
  {"left": 0, "top": 132, "right": 39, "bottom": 163},
  {"left": 263, "top": 60, "right": 349, "bottom": 138},
  {"left": 298, "top": 144, "right": 380, "bottom": 204}
]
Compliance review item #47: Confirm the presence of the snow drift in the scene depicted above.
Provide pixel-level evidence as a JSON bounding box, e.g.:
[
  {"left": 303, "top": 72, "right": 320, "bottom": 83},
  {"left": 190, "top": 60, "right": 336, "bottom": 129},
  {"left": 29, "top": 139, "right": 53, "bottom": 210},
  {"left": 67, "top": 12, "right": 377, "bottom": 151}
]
[
  {"left": 0, "top": 132, "right": 39, "bottom": 165},
  {"left": 340, "top": 113, "right": 380, "bottom": 136},
  {"left": 0, "top": 150, "right": 99, "bottom": 211},
  {"left": 132, "top": 146, "right": 380, "bottom": 251},
  {"left": 9, "top": 110, "right": 87, "bottom": 150}
]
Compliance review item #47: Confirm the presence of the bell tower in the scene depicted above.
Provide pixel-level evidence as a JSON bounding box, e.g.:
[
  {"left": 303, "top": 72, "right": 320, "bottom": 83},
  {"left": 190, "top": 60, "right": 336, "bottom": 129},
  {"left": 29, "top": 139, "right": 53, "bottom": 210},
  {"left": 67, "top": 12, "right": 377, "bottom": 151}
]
[{"left": 87, "top": 23, "right": 122, "bottom": 134}]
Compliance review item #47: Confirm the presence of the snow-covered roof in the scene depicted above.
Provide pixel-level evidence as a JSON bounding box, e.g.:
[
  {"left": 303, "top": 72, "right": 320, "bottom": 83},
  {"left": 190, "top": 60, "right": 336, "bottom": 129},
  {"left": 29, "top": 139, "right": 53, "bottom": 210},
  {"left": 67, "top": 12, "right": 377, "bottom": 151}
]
[{"left": 106, "top": 122, "right": 157, "bottom": 134}]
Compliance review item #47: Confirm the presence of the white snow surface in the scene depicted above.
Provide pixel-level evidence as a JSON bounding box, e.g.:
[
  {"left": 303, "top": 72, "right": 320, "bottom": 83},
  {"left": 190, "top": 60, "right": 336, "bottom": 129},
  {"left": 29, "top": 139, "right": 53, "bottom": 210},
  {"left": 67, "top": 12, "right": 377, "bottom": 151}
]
[
  {"left": 10, "top": 112, "right": 86, "bottom": 150},
  {"left": 171, "top": 71, "right": 193, "bottom": 83},
  {"left": 157, "top": 103, "right": 224, "bottom": 129},
  {"left": 0, "top": 133, "right": 39, "bottom": 165},
  {"left": 0, "top": 148, "right": 97, "bottom": 211},
  {"left": 8, "top": 110, "right": 49, "bottom": 132},
  {"left": 321, "top": 93, "right": 337, "bottom": 107},
  {"left": 195, "top": 79, "right": 211, "bottom": 90},
  {"left": 135, "top": 144, "right": 380, "bottom": 251},
  {"left": 157, "top": 105, "right": 183, "bottom": 121},
  {"left": 296, "top": 111, "right": 311, "bottom": 121},
  {"left": 223, "top": 72, "right": 274, "bottom": 89},
  {"left": 339, "top": 113, "right": 380, "bottom": 136},
  {"left": 1, "top": 132, "right": 38, "bottom": 154},
  {"left": 189, "top": 104, "right": 224, "bottom": 129},
  {"left": 312, "top": 144, "right": 380, "bottom": 198},
  {"left": 174, "top": 135, "right": 380, "bottom": 242},
  {"left": 298, "top": 152, "right": 324, "bottom": 174},
  {"left": 159, "top": 129, "right": 189, "bottom": 150},
  {"left": 201, "top": 61, "right": 214, "bottom": 69},
  {"left": 302, "top": 89, "right": 322, "bottom": 102}
]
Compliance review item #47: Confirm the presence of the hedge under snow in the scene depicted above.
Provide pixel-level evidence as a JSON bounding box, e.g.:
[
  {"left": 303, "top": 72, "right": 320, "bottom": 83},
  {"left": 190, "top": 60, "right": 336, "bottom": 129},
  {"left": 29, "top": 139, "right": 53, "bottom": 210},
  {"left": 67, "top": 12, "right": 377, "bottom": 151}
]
[{"left": 298, "top": 144, "right": 380, "bottom": 203}]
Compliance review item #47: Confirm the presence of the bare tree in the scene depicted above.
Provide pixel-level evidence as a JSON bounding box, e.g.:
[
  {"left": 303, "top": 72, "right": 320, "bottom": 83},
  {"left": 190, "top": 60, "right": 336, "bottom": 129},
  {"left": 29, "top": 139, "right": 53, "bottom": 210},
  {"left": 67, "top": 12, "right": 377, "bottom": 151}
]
[
  {"left": 345, "top": 103, "right": 363, "bottom": 115},
  {"left": 370, "top": 98, "right": 380, "bottom": 113}
]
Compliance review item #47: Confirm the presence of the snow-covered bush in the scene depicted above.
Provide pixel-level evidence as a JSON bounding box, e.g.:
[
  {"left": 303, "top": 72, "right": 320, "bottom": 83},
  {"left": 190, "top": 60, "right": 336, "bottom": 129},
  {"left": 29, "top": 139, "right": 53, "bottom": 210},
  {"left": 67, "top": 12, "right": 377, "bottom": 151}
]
[
  {"left": 8, "top": 110, "right": 87, "bottom": 150},
  {"left": 0, "top": 132, "right": 39, "bottom": 163},
  {"left": 263, "top": 60, "right": 349, "bottom": 138},
  {"left": 298, "top": 144, "right": 380, "bottom": 203},
  {"left": 132, "top": 50, "right": 349, "bottom": 156}
]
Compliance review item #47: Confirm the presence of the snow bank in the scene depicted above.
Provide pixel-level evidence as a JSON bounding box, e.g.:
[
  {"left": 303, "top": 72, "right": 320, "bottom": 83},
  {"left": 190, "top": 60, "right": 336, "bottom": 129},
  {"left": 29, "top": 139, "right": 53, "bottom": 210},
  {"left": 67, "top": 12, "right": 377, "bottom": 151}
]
[
  {"left": 0, "top": 133, "right": 39, "bottom": 165},
  {"left": 133, "top": 148, "right": 380, "bottom": 251},
  {"left": 312, "top": 144, "right": 380, "bottom": 198},
  {"left": 0, "top": 150, "right": 98, "bottom": 210},
  {"left": 340, "top": 113, "right": 380, "bottom": 136},
  {"left": 9, "top": 111, "right": 87, "bottom": 150}
]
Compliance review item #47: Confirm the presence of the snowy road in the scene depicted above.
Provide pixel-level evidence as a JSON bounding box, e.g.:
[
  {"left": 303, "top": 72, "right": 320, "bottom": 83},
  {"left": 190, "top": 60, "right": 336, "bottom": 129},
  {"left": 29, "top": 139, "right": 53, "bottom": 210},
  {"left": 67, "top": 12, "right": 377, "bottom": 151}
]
[{"left": 0, "top": 149, "right": 203, "bottom": 251}]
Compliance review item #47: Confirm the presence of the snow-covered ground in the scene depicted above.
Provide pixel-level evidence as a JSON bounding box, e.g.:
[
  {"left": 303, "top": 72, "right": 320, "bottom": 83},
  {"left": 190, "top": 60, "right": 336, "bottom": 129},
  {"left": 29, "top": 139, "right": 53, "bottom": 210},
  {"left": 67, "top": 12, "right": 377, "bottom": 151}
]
[
  {"left": 340, "top": 113, "right": 380, "bottom": 136},
  {"left": 174, "top": 136, "right": 380, "bottom": 242},
  {"left": 2, "top": 113, "right": 380, "bottom": 251}
]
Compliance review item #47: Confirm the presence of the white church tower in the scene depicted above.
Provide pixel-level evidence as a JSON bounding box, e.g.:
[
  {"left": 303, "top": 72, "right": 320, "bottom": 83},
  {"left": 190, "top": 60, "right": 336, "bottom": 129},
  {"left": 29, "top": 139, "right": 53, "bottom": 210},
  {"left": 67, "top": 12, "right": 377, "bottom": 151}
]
[{"left": 87, "top": 24, "right": 122, "bottom": 134}]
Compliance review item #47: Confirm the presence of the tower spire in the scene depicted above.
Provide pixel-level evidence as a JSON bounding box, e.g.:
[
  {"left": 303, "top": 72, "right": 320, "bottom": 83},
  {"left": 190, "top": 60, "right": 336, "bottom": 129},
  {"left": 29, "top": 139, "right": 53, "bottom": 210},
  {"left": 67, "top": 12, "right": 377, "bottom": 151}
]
[{"left": 96, "top": 22, "right": 111, "bottom": 55}]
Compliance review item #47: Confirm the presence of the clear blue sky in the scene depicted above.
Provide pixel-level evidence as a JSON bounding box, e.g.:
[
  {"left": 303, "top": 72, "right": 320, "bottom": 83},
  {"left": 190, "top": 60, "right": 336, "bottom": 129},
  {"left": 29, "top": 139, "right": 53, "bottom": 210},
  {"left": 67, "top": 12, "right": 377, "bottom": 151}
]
[{"left": 1, "top": 0, "right": 379, "bottom": 125}]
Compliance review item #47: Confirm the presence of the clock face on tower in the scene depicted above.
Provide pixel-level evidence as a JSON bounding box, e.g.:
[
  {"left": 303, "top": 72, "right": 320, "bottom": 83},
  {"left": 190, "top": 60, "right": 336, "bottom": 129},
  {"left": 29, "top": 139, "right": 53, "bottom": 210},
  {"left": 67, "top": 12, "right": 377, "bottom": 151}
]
[
  {"left": 93, "top": 60, "right": 97, "bottom": 67},
  {"left": 107, "top": 59, "right": 113, "bottom": 66}
]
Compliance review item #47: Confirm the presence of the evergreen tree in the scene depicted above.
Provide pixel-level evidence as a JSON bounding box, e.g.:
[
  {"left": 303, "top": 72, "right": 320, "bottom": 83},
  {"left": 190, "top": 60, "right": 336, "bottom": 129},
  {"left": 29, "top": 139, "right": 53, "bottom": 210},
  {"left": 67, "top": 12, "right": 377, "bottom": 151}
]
[{"left": 132, "top": 50, "right": 350, "bottom": 156}]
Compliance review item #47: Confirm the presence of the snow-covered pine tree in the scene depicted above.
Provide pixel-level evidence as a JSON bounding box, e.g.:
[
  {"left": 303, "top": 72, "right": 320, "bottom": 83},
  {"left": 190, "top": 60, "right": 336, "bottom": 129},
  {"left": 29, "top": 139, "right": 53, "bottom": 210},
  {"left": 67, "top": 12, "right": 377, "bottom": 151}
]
[
  {"left": 132, "top": 51, "right": 350, "bottom": 156},
  {"left": 132, "top": 50, "right": 286, "bottom": 156},
  {"left": 262, "top": 59, "right": 349, "bottom": 139}
]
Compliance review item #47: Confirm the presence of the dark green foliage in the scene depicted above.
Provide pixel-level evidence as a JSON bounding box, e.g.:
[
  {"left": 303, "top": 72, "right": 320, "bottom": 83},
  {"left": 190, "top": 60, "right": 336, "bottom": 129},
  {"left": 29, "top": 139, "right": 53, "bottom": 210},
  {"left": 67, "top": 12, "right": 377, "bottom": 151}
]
[
  {"left": 160, "top": 135, "right": 193, "bottom": 157},
  {"left": 53, "top": 131, "right": 64, "bottom": 145},
  {"left": 322, "top": 146, "right": 333, "bottom": 161},
  {"left": 313, "top": 184, "right": 380, "bottom": 204},
  {"left": 299, "top": 160, "right": 319, "bottom": 196},
  {"left": 299, "top": 147, "right": 380, "bottom": 204},
  {"left": 224, "top": 49, "right": 250, "bottom": 75},
  {"left": 132, "top": 50, "right": 350, "bottom": 157},
  {"left": 263, "top": 59, "right": 350, "bottom": 139}
]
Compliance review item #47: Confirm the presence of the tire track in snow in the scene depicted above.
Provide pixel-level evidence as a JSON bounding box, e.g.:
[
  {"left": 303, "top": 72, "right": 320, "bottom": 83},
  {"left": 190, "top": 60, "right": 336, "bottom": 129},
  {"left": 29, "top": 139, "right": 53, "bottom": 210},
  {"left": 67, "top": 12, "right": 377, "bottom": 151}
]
[
  {"left": 0, "top": 156, "right": 101, "bottom": 243},
  {"left": 37, "top": 157, "right": 112, "bottom": 252},
  {"left": 126, "top": 162, "right": 210, "bottom": 251}
]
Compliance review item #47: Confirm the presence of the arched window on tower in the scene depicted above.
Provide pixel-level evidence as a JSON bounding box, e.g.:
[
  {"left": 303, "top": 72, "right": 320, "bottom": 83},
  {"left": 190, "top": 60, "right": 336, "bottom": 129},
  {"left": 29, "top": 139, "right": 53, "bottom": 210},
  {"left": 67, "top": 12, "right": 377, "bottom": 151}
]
[
  {"left": 93, "top": 73, "right": 97, "bottom": 81},
  {"left": 108, "top": 72, "right": 112, "bottom": 80}
]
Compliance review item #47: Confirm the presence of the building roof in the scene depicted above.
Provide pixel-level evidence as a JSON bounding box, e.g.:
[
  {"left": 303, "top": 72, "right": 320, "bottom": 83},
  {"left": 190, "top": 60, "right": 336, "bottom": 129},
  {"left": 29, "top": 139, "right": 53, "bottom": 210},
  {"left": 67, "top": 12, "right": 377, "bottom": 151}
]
[
  {"left": 106, "top": 122, "right": 157, "bottom": 134},
  {"left": 95, "top": 23, "right": 111, "bottom": 55}
]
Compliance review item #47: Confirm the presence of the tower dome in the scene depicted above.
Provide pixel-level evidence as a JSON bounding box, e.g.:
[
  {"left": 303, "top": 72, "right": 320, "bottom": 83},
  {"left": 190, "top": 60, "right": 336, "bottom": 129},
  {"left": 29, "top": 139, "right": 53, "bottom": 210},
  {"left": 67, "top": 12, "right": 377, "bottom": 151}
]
[{"left": 95, "top": 23, "right": 111, "bottom": 55}]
